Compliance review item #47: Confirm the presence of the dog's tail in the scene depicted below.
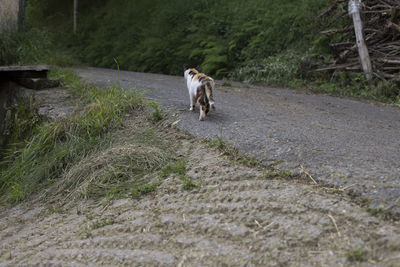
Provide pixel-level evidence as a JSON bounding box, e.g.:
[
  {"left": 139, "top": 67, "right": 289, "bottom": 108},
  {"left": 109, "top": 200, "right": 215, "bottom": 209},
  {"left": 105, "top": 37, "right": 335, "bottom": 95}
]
[{"left": 204, "top": 81, "right": 215, "bottom": 110}]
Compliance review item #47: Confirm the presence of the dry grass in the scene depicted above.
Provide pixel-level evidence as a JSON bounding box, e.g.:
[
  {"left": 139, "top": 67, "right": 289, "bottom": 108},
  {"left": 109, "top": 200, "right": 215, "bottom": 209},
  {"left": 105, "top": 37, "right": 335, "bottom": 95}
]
[{"left": 46, "top": 137, "right": 172, "bottom": 205}]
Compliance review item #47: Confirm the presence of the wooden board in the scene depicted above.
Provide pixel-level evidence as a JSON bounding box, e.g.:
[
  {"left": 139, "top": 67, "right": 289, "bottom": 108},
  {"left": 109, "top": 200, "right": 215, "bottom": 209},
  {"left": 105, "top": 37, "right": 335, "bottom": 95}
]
[{"left": 0, "top": 65, "right": 50, "bottom": 80}]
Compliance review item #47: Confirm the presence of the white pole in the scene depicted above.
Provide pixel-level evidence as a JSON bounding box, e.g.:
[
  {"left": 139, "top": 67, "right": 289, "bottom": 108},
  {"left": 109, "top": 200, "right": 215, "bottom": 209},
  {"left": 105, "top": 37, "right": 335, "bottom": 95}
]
[{"left": 348, "top": 0, "right": 372, "bottom": 81}]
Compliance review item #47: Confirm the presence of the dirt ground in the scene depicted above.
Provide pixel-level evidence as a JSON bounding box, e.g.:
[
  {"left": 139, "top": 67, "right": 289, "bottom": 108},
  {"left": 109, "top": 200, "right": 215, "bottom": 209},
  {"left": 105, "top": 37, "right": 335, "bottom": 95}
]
[{"left": 1, "top": 109, "right": 400, "bottom": 266}]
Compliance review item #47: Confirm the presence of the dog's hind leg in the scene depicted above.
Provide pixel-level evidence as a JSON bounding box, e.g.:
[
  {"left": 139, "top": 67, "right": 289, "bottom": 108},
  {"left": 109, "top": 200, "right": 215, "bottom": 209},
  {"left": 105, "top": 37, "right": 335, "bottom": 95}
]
[{"left": 199, "top": 106, "right": 206, "bottom": 121}]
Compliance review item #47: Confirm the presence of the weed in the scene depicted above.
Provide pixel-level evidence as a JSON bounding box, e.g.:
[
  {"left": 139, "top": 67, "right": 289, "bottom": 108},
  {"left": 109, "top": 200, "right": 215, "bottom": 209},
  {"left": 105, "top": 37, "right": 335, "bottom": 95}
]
[
  {"left": 48, "top": 205, "right": 64, "bottom": 214},
  {"left": 0, "top": 95, "right": 41, "bottom": 149},
  {"left": 161, "top": 159, "right": 187, "bottom": 178},
  {"left": 148, "top": 102, "right": 166, "bottom": 122},
  {"left": 207, "top": 135, "right": 227, "bottom": 150},
  {"left": 328, "top": 188, "right": 341, "bottom": 194},
  {"left": 207, "top": 135, "right": 240, "bottom": 160},
  {"left": 131, "top": 180, "right": 161, "bottom": 199},
  {"left": 91, "top": 218, "right": 115, "bottom": 230},
  {"left": 180, "top": 174, "right": 199, "bottom": 191},
  {"left": 346, "top": 248, "right": 366, "bottom": 262},
  {"left": 104, "top": 182, "right": 121, "bottom": 202},
  {"left": 367, "top": 205, "right": 387, "bottom": 219},
  {"left": 160, "top": 159, "right": 199, "bottom": 190},
  {"left": 239, "top": 155, "right": 259, "bottom": 167},
  {"left": 263, "top": 170, "right": 297, "bottom": 179}
]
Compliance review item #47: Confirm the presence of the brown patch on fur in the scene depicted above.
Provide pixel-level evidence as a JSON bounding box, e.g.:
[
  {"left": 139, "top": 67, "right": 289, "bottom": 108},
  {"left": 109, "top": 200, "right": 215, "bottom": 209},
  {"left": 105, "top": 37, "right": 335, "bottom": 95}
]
[
  {"left": 188, "top": 68, "right": 198, "bottom": 77},
  {"left": 196, "top": 85, "right": 210, "bottom": 114}
]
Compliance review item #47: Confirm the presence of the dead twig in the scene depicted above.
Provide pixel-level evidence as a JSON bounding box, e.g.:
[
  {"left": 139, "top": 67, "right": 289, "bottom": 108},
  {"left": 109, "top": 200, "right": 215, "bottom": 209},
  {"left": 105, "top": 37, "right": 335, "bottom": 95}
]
[
  {"left": 327, "top": 214, "right": 341, "bottom": 237},
  {"left": 300, "top": 165, "right": 318, "bottom": 185}
]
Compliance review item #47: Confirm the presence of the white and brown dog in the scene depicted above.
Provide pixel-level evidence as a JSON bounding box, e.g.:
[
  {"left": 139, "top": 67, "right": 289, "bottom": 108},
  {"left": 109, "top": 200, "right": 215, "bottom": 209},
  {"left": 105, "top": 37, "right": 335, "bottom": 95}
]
[{"left": 184, "top": 66, "right": 215, "bottom": 121}]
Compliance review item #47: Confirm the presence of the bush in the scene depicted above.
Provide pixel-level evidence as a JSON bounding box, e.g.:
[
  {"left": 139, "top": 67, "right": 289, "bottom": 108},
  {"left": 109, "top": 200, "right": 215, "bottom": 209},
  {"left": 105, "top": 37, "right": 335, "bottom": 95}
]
[
  {"left": 0, "top": 25, "right": 78, "bottom": 66},
  {"left": 26, "top": 0, "right": 331, "bottom": 78},
  {"left": 231, "top": 50, "right": 305, "bottom": 87}
]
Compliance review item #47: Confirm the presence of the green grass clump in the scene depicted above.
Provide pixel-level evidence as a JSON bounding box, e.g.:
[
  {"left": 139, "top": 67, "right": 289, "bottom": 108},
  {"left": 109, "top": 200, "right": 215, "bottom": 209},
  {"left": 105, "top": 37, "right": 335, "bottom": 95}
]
[
  {"left": 91, "top": 218, "right": 115, "bottom": 230},
  {"left": 231, "top": 50, "right": 305, "bottom": 88},
  {"left": 148, "top": 102, "right": 166, "bottom": 122},
  {"left": 180, "top": 174, "right": 198, "bottom": 191},
  {"left": 264, "top": 170, "right": 295, "bottom": 179},
  {"left": 346, "top": 248, "right": 366, "bottom": 262},
  {"left": 131, "top": 180, "right": 161, "bottom": 199},
  {"left": 0, "top": 70, "right": 144, "bottom": 203},
  {"left": 161, "top": 159, "right": 199, "bottom": 190},
  {"left": 161, "top": 159, "right": 187, "bottom": 178},
  {"left": 367, "top": 205, "right": 387, "bottom": 219},
  {"left": 0, "top": 95, "right": 41, "bottom": 148}
]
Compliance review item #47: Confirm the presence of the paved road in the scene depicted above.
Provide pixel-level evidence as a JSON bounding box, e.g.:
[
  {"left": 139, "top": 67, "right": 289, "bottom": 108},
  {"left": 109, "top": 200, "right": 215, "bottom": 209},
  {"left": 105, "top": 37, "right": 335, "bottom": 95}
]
[{"left": 76, "top": 67, "right": 400, "bottom": 215}]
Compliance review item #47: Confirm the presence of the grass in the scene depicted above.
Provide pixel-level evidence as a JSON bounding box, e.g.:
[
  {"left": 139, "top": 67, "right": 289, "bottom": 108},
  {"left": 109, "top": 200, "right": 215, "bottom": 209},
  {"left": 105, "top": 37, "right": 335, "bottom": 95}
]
[
  {"left": 148, "top": 102, "right": 166, "bottom": 122},
  {"left": 0, "top": 69, "right": 145, "bottom": 204},
  {"left": 91, "top": 218, "right": 115, "bottom": 230},
  {"left": 131, "top": 180, "right": 162, "bottom": 199},
  {"left": 0, "top": 95, "right": 41, "bottom": 149},
  {"left": 161, "top": 159, "right": 187, "bottom": 178},
  {"left": 206, "top": 135, "right": 259, "bottom": 167},
  {"left": 161, "top": 159, "right": 199, "bottom": 190},
  {"left": 346, "top": 248, "right": 366, "bottom": 262},
  {"left": 367, "top": 205, "right": 387, "bottom": 219},
  {"left": 263, "top": 170, "right": 298, "bottom": 179}
]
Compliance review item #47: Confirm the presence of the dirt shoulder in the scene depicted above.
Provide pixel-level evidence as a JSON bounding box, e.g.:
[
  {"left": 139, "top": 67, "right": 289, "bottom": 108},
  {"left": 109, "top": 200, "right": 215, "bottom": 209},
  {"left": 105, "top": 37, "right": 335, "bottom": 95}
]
[
  {"left": 74, "top": 67, "right": 400, "bottom": 216},
  {"left": 1, "top": 106, "right": 400, "bottom": 266}
]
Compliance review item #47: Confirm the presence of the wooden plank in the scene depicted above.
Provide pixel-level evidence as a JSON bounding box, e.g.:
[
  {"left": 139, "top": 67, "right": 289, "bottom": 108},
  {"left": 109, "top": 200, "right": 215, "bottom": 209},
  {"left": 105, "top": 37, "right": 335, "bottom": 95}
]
[
  {"left": 0, "top": 65, "right": 50, "bottom": 79},
  {"left": 1, "top": 71, "right": 48, "bottom": 79},
  {"left": 0, "top": 65, "right": 49, "bottom": 72}
]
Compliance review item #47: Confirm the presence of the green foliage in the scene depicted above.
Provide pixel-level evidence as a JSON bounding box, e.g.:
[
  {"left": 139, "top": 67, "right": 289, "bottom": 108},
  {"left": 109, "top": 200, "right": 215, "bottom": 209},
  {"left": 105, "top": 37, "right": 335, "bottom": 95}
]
[
  {"left": 346, "top": 248, "right": 366, "bottom": 262},
  {"left": 26, "top": 0, "right": 331, "bottom": 78},
  {"left": 161, "top": 159, "right": 199, "bottom": 190},
  {"left": 0, "top": 25, "right": 77, "bottom": 66},
  {"left": 263, "top": 170, "right": 298, "bottom": 179},
  {"left": 161, "top": 159, "right": 187, "bottom": 178},
  {"left": 0, "top": 96, "right": 41, "bottom": 148},
  {"left": 131, "top": 180, "right": 161, "bottom": 199},
  {"left": 180, "top": 174, "right": 198, "bottom": 191},
  {"left": 24, "top": 0, "right": 400, "bottom": 102},
  {"left": 231, "top": 50, "right": 306, "bottom": 87},
  {"left": 91, "top": 218, "right": 115, "bottom": 229},
  {"left": 148, "top": 102, "right": 166, "bottom": 122},
  {"left": 311, "top": 72, "right": 400, "bottom": 103},
  {"left": 0, "top": 70, "right": 144, "bottom": 203},
  {"left": 367, "top": 205, "right": 387, "bottom": 219}
]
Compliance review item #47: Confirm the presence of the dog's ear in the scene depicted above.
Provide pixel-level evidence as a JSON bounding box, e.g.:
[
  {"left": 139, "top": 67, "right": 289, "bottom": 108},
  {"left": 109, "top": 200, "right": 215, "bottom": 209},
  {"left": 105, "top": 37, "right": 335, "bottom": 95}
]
[
  {"left": 195, "top": 65, "right": 200, "bottom": 71},
  {"left": 183, "top": 65, "right": 189, "bottom": 71}
]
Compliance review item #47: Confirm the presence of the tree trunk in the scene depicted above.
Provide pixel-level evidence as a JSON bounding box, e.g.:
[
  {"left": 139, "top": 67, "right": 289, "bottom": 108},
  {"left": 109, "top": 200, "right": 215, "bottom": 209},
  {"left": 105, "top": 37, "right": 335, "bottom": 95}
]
[{"left": 73, "top": 0, "right": 78, "bottom": 34}]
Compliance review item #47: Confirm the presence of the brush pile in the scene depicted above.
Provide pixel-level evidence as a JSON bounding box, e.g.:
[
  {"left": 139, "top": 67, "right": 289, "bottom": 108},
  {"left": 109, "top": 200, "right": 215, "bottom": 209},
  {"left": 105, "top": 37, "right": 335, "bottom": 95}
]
[{"left": 317, "top": 0, "right": 400, "bottom": 82}]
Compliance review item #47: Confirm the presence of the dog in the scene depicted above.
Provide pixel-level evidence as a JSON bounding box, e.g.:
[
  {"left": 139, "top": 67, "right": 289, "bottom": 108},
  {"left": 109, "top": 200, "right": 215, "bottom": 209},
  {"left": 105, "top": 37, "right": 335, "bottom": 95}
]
[{"left": 184, "top": 66, "right": 215, "bottom": 121}]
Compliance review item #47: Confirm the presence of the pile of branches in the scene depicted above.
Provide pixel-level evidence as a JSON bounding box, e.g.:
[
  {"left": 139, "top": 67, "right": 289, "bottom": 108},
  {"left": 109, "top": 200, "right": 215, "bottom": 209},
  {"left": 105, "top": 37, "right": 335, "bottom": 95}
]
[{"left": 317, "top": 0, "right": 400, "bottom": 82}]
